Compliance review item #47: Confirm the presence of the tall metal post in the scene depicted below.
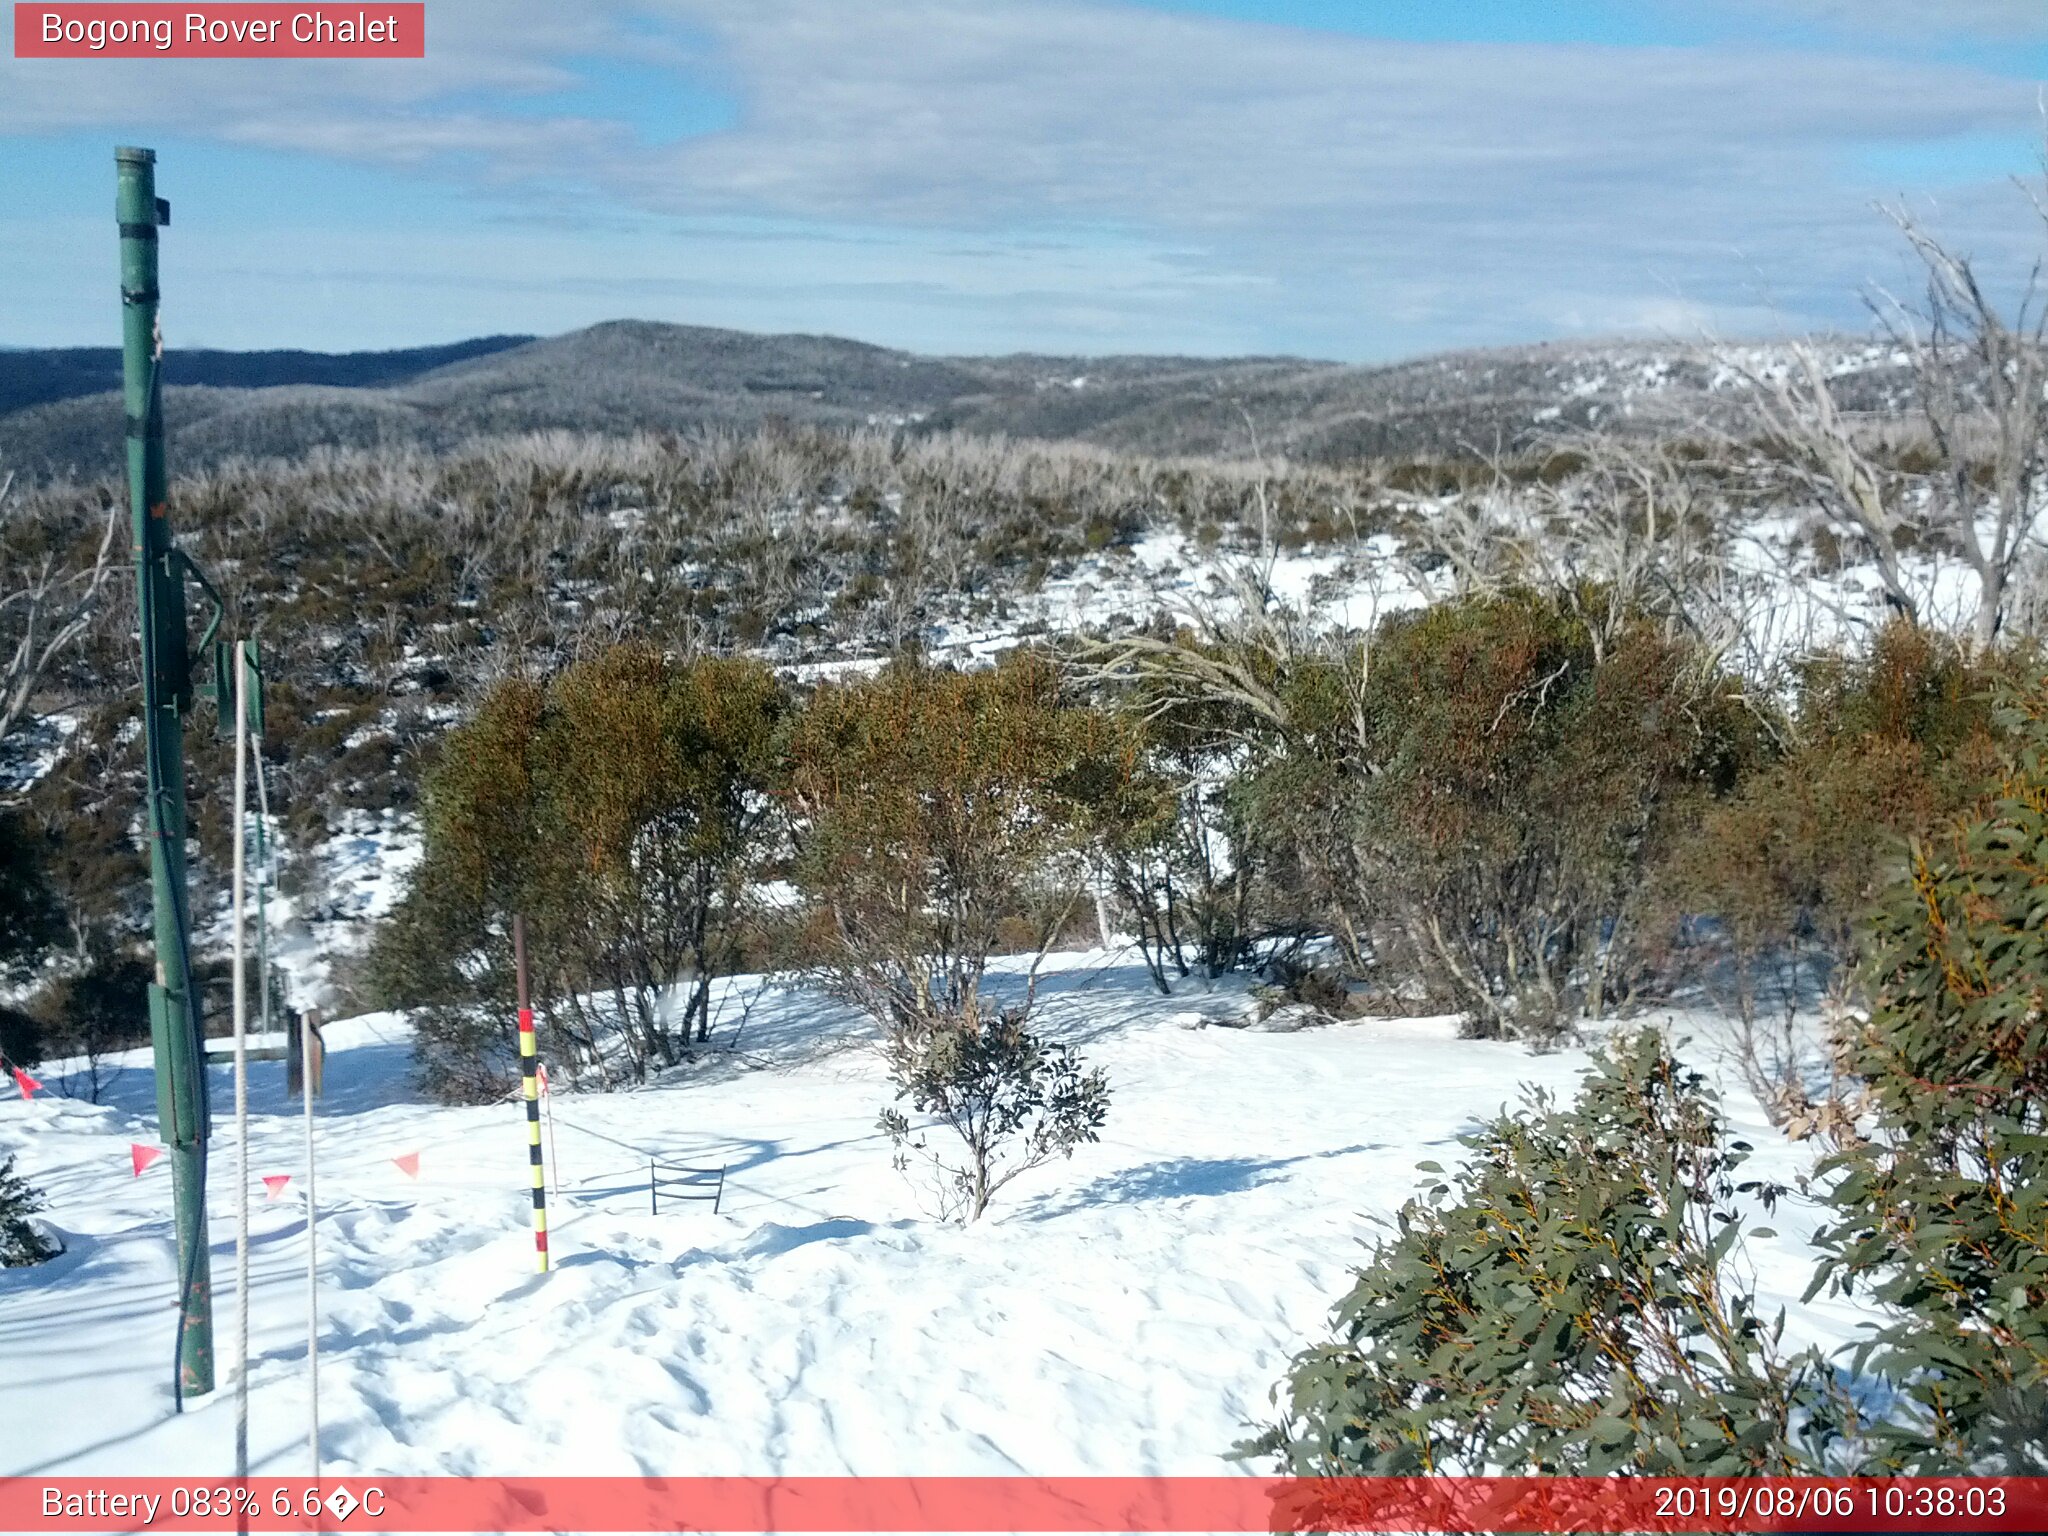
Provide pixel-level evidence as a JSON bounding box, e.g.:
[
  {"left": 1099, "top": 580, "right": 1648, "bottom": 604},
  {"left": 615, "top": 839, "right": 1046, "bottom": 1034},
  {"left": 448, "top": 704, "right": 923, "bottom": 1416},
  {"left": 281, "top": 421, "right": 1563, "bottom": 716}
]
[{"left": 119, "top": 145, "right": 215, "bottom": 1399}]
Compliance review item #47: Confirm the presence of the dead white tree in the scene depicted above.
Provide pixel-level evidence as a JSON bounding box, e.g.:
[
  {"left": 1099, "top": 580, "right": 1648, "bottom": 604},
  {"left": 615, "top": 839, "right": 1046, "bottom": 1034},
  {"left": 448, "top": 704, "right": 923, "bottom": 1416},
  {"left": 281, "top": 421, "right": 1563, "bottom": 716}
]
[
  {"left": 1073, "top": 409, "right": 1373, "bottom": 763},
  {"left": 1878, "top": 203, "right": 2048, "bottom": 648},
  {"left": 1422, "top": 433, "right": 1763, "bottom": 668},
  {"left": 0, "top": 474, "right": 123, "bottom": 749},
  {"left": 1737, "top": 185, "right": 2048, "bottom": 648},
  {"left": 1741, "top": 342, "right": 1925, "bottom": 626}
]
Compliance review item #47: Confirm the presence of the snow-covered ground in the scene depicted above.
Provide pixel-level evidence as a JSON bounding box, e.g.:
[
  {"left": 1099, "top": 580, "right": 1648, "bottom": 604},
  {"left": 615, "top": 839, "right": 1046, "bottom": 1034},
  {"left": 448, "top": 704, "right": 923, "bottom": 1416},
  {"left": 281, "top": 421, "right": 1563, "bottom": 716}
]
[{"left": 0, "top": 952, "right": 1860, "bottom": 1479}]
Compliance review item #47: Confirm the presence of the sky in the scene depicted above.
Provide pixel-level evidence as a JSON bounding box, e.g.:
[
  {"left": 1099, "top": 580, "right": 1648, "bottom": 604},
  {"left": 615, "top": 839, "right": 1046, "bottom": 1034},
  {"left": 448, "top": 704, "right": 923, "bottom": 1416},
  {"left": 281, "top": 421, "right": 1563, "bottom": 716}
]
[{"left": 2, "top": 0, "right": 2046, "bottom": 360}]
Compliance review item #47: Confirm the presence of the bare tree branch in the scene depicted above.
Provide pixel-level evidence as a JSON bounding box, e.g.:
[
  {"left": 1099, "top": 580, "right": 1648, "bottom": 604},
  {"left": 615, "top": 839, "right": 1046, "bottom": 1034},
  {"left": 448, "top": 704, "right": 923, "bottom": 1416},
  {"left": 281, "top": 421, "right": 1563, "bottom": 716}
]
[{"left": 1, "top": 482, "right": 122, "bottom": 750}]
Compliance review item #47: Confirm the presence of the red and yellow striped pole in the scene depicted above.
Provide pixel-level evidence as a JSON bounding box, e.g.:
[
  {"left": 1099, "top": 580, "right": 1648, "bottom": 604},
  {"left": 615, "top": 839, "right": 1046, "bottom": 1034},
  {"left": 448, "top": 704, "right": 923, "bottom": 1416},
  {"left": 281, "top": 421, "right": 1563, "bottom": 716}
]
[{"left": 513, "top": 914, "right": 549, "bottom": 1273}]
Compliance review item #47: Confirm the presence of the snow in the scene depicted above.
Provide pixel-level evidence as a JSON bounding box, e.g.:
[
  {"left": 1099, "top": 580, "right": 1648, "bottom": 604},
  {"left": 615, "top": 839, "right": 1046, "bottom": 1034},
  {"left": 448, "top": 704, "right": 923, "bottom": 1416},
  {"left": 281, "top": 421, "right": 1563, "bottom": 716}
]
[
  {"left": 0, "top": 952, "right": 1862, "bottom": 1479},
  {"left": 0, "top": 710, "right": 79, "bottom": 795},
  {"left": 190, "top": 809, "right": 422, "bottom": 1020}
]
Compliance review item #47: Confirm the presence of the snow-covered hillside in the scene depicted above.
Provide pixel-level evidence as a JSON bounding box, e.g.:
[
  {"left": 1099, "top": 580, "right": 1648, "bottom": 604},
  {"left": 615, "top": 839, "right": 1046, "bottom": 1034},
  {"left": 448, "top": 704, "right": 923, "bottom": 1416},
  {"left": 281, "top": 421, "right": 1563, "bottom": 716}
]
[{"left": 0, "top": 954, "right": 1860, "bottom": 1479}]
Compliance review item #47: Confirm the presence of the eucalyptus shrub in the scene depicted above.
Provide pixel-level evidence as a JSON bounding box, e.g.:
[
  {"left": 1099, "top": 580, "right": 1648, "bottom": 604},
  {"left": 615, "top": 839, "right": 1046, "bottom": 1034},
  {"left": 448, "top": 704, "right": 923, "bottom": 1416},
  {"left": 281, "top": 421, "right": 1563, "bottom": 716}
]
[
  {"left": 372, "top": 645, "right": 784, "bottom": 1098},
  {"left": 879, "top": 1004, "right": 1110, "bottom": 1223},
  {"left": 1806, "top": 687, "right": 2048, "bottom": 1473},
  {"left": 1246, "top": 1031, "right": 1816, "bottom": 1475},
  {"left": 1655, "top": 622, "right": 2007, "bottom": 1033},
  {"left": 783, "top": 651, "right": 1123, "bottom": 1031},
  {"left": 1224, "top": 592, "right": 1755, "bottom": 1040}
]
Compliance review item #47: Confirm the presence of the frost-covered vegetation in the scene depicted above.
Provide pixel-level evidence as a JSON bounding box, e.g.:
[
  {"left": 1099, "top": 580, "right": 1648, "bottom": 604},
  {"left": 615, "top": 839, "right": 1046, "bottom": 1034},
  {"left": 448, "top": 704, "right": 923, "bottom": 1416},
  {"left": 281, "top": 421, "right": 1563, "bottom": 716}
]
[{"left": 2, "top": 196, "right": 2046, "bottom": 1468}]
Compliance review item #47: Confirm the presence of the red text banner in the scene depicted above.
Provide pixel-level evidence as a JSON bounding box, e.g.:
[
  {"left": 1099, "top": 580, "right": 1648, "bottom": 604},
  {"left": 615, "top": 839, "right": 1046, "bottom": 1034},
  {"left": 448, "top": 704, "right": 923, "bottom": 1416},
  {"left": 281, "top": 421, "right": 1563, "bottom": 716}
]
[
  {"left": 6, "top": 1477, "right": 2047, "bottom": 1533},
  {"left": 14, "top": 4, "right": 424, "bottom": 58}
]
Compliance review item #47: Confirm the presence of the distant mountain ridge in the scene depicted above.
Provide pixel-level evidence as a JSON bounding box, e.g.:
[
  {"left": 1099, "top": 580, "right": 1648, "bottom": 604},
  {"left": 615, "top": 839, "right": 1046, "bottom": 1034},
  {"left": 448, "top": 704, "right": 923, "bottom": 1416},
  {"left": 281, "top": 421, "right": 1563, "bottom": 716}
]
[
  {"left": 0, "top": 318, "right": 1913, "bottom": 476},
  {"left": 0, "top": 335, "right": 533, "bottom": 418}
]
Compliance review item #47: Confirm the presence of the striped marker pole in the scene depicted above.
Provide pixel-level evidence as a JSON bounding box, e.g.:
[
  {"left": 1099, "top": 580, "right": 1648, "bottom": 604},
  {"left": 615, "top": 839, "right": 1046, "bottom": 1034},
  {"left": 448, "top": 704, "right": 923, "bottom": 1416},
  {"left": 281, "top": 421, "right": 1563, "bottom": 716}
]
[{"left": 513, "top": 915, "right": 549, "bottom": 1273}]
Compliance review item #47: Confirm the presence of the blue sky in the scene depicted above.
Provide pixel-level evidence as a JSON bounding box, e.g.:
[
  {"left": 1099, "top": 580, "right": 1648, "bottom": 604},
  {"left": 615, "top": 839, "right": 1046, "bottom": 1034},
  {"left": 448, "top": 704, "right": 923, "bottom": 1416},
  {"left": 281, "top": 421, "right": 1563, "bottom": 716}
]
[{"left": 2, "top": 0, "right": 2045, "bottom": 359}]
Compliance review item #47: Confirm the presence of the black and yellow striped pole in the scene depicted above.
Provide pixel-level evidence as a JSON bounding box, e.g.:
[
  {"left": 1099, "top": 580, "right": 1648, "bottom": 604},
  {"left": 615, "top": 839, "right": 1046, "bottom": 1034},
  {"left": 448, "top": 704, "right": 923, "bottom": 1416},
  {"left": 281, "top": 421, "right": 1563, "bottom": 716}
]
[{"left": 512, "top": 915, "right": 549, "bottom": 1273}]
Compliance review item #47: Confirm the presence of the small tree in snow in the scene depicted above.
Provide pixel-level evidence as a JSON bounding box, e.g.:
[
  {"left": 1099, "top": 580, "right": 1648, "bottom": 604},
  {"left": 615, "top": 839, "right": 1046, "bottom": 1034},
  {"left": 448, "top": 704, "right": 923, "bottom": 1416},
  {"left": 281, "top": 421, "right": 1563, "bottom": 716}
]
[
  {"left": 377, "top": 645, "right": 783, "bottom": 1096},
  {"left": 782, "top": 651, "right": 1113, "bottom": 1031},
  {"left": 784, "top": 652, "right": 1120, "bottom": 1219},
  {"left": 878, "top": 1002, "right": 1109, "bottom": 1223},
  {"left": 0, "top": 1154, "right": 54, "bottom": 1267}
]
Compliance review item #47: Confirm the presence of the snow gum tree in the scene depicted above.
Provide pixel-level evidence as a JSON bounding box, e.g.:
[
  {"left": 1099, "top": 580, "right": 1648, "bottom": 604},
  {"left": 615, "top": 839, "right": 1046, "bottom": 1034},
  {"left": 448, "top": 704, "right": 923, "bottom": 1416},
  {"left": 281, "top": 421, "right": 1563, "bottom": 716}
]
[
  {"left": 783, "top": 651, "right": 1118, "bottom": 1219},
  {"left": 1745, "top": 193, "right": 2048, "bottom": 648},
  {"left": 1060, "top": 667, "right": 1267, "bottom": 993},
  {"left": 375, "top": 645, "right": 783, "bottom": 1097},
  {"left": 1108, "top": 591, "right": 1754, "bottom": 1038},
  {"left": 1652, "top": 622, "right": 2009, "bottom": 1120},
  {"left": 783, "top": 651, "right": 1108, "bottom": 1031},
  {"left": 1805, "top": 683, "right": 2048, "bottom": 1472}
]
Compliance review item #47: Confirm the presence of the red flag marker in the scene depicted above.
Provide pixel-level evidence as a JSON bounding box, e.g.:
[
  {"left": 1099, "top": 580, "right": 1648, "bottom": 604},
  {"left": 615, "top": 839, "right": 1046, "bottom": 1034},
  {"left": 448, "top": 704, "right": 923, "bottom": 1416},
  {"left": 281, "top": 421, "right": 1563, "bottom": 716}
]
[
  {"left": 131, "top": 1143, "right": 164, "bottom": 1177},
  {"left": 263, "top": 1174, "right": 292, "bottom": 1199},
  {"left": 11, "top": 1067, "right": 41, "bottom": 1099},
  {"left": 537, "top": 1063, "right": 550, "bottom": 1096},
  {"left": 392, "top": 1151, "right": 421, "bottom": 1180}
]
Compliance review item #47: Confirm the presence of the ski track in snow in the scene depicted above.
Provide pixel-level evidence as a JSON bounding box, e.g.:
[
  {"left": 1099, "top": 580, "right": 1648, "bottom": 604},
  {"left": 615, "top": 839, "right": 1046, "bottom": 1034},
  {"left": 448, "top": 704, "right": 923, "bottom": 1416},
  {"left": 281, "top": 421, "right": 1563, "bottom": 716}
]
[{"left": 0, "top": 953, "right": 1864, "bottom": 1477}]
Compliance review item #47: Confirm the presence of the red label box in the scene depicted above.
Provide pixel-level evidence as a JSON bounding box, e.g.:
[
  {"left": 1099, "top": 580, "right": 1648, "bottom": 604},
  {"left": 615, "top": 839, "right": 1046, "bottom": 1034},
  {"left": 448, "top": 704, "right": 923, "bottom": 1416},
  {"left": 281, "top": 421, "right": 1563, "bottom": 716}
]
[
  {"left": 6, "top": 1477, "right": 2048, "bottom": 1533},
  {"left": 14, "top": 3, "right": 424, "bottom": 57}
]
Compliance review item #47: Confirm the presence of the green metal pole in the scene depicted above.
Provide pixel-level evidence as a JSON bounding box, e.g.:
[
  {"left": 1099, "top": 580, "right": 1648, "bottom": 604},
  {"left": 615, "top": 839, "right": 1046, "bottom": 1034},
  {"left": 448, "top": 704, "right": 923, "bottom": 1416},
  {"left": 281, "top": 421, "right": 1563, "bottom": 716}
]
[{"left": 118, "top": 145, "right": 214, "bottom": 1400}]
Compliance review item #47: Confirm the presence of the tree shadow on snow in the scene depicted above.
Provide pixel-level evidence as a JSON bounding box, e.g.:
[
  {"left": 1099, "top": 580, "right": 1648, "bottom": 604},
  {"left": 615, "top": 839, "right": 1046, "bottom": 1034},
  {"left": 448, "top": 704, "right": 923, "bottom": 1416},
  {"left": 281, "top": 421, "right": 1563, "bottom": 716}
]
[{"left": 1028, "top": 1144, "right": 1379, "bottom": 1219}]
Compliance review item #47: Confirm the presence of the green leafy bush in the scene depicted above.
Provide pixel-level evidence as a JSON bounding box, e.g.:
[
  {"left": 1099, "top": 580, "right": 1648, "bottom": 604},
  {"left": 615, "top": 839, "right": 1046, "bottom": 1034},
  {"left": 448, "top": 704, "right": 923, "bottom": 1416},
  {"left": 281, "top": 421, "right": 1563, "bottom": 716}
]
[
  {"left": 1058, "top": 682, "right": 1255, "bottom": 992},
  {"left": 372, "top": 646, "right": 784, "bottom": 1098},
  {"left": 0, "top": 1155, "right": 55, "bottom": 1267},
  {"left": 1229, "top": 592, "right": 1754, "bottom": 1038},
  {"left": 879, "top": 1006, "right": 1110, "bottom": 1222},
  {"left": 1805, "top": 685, "right": 2048, "bottom": 1472},
  {"left": 783, "top": 651, "right": 1119, "bottom": 1031},
  {"left": 1658, "top": 622, "right": 2006, "bottom": 1019},
  {"left": 1247, "top": 1031, "right": 1814, "bottom": 1475}
]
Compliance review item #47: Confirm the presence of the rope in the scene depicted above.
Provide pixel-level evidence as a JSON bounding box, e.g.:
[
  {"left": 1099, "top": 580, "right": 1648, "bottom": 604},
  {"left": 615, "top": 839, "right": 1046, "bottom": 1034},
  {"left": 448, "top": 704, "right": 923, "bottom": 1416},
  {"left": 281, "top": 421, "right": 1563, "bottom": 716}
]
[
  {"left": 301, "top": 1012, "right": 320, "bottom": 1477},
  {"left": 230, "top": 648, "right": 250, "bottom": 1480},
  {"left": 251, "top": 720, "right": 318, "bottom": 1474}
]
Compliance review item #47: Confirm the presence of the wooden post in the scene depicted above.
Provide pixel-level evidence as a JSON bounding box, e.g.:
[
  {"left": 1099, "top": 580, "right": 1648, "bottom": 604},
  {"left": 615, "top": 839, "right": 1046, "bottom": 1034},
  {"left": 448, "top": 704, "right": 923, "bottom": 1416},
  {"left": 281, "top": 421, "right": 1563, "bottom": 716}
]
[{"left": 288, "top": 1009, "right": 325, "bottom": 1098}]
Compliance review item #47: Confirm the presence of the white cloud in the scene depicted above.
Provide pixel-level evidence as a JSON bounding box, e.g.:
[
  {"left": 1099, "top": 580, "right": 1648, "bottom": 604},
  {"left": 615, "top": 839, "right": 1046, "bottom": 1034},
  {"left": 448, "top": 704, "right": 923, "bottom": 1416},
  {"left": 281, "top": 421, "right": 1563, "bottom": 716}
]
[
  {"left": 2, "top": 0, "right": 2044, "bottom": 355},
  {"left": 1729, "top": 0, "right": 2048, "bottom": 42}
]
